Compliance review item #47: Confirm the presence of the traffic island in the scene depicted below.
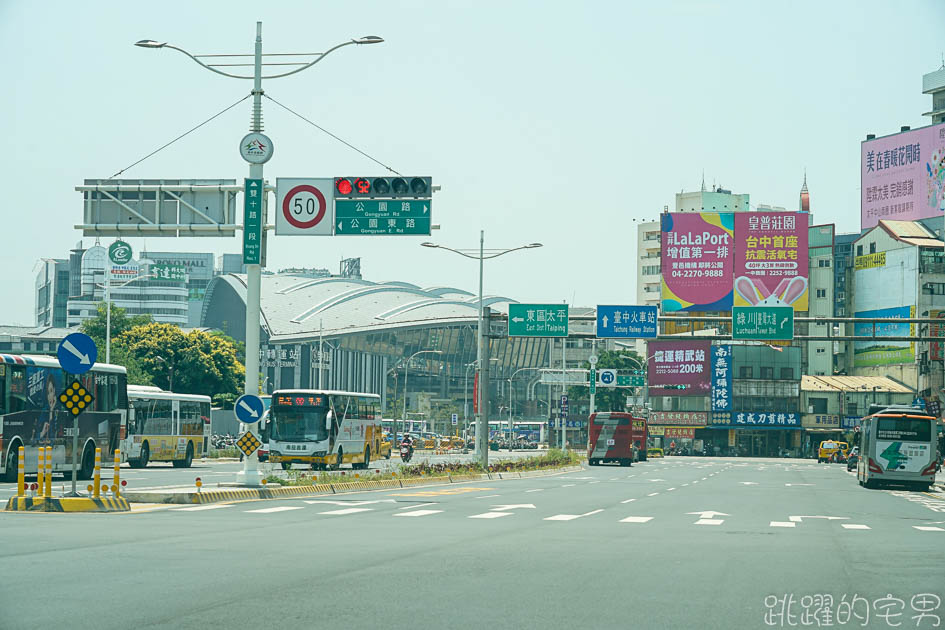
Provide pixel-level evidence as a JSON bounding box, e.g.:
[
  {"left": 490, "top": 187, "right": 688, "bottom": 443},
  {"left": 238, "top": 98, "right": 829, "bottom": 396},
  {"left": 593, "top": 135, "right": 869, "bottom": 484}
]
[{"left": 5, "top": 496, "right": 130, "bottom": 512}]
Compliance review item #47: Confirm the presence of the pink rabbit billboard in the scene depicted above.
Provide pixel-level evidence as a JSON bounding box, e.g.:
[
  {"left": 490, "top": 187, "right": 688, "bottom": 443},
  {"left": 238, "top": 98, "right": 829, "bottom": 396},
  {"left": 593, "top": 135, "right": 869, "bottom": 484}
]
[{"left": 733, "top": 212, "right": 809, "bottom": 312}]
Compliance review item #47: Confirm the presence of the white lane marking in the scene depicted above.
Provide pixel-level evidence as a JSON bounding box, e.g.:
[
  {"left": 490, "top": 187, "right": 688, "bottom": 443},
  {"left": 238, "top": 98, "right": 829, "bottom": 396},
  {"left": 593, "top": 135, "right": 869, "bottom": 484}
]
[
  {"left": 397, "top": 502, "right": 437, "bottom": 510},
  {"left": 475, "top": 494, "right": 501, "bottom": 499},
  {"left": 701, "top": 477, "right": 708, "bottom": 481},
  {"left": 246, "top": 506, "right": 304, "bottom": 514},
  {"left": 491, "top": 504, "right": 535, "bottom": 510},
  {"left": 789, "top": 515, "right": 848, "bottom": 523},
  {"left": 770, "top": 521, "right": 797, "bottom": 528},
  {"left": 621, "top": 498, "right": 637, "bottom": 504},
  {"left": 394, "top": 509, "right": 443, "bottom": 518},
  {"left": 695, "top": 518, "right": 724, "bottom": 526},
  {"left": 626, "top": 475, "right": 635, "bottom": 478},
  {"left": 667, "top": 488, "right": 676, "bottom": 491},
  {"left": 610, "top": 477, "right": 619, "bottom": 481},
  {"left": 648, "top": 479, "right": 666, "bottom": 482},
  {"left": 647, "top": 492, "right": 659, "bottom": 497},
  {"left": 913, "top": 526, "right": 945, "bottom": 531},
  {"left": 561, "top": 484, "right": 576, "bottom": 488},
  {"left": 304, "top": 499, "right": 390, "bottom": 506},
  {"left": 692, "top": 480, "right": 700, "bottom": 484},
  {"left": 688, "top": 511, "right": 729, "bottom": 518},
  {"left": 469, "top": 512, "right": 512, "bottom": 519},
  {"left": 740, "top": 482, "right": 758, "bottom": 485},
  {"left": 785, "top": 483, "right": 814, "bottom": 487},
  {"left": 620, "top": 516, "right": 653, "bottom": 523},
  {"left": 525, "top": 489, "right": 544, "bottom": 493},
  {"left": 317, "top": 507, "right": 374, "bottom": 515},
  {"left": 171, "top": 504, "right": 233, "bottom": 512},
  {"left": 682, "top": 483, "right": 689, "bottom": 487},
  {"left": 841, "top": 524, "right": 871, "bottom": 530},
  {"left": 544, "top": 509, "right": 604, "bottom": 521},
  {"left": 589, "top": 481, "right": 601, "bottom": 484}
]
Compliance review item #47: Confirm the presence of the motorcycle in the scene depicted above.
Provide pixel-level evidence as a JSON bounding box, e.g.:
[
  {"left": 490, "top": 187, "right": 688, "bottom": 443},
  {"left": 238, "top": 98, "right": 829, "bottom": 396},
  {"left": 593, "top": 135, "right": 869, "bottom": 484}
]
[{"left": 400, "top": 443, "right": 414, "bottom": 463}]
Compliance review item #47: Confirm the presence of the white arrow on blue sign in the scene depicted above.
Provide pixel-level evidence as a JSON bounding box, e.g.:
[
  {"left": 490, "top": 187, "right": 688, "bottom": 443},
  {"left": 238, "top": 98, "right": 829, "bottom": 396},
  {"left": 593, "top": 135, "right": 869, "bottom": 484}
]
[
  {"left": 234, "top": 394, "right": 265, "bottom": 424},
  {"left": 57, "top": 333, "right": 98, "bottom": 375},
  {"left": 596, "top": 305, "right": 658, "bottom": 339}
]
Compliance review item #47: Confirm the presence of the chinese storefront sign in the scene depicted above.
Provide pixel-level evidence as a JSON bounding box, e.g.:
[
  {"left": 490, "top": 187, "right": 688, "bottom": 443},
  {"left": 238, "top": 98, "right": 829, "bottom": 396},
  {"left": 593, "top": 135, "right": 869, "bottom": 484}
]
[
  {"left": 647, "top": 411, "right": 707, "bottom": 426},
  {"left": 711, "top": 412, "right": 800, "bottom": 427},
  {"left": 647, "top": 340, "right": 711, "bottom": 396},
  {"left": 711, "top": 344, "right": 732, "bottom": 412}
]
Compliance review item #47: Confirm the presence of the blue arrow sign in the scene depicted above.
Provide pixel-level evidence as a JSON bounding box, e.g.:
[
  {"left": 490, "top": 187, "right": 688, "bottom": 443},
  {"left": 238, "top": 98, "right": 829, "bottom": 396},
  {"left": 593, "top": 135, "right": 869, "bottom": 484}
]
[
  {"left": 234, "top": 394, "right": 265, "bottom": 424},
  {"left": 57, "top": 333, "right": 98, "bottom": 375},
  {"left": 596, "top": 305, "right": 658, "bottom": 338}
]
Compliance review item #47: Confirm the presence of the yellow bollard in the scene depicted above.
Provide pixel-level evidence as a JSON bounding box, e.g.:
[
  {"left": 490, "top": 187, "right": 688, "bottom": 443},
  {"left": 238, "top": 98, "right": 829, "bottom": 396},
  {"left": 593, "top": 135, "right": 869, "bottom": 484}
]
[
  {"left": 37, "top": 447, "right": 45, "bottom": 497},
  {"left": 93, "top": 448, "right": 101, "bottom": 499},
  {"left": 45, "top": 447, "right": 52, "bottom": 498},
  {"left": 16, "top": 446, "right": 24, "bottom": 497},
  {"left": 113, "top": 449, "right": 121, "bottom": 498}
]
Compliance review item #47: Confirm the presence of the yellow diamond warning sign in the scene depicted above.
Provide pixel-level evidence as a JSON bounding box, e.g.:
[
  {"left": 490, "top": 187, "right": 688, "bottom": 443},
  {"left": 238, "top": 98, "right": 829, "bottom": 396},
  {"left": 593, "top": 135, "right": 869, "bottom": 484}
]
[
  {"left": 59, "top": 381, "right": 94, "bottom": 416},
  {"left": 236, "top": 432, "right": 261, "bottom": 457}
]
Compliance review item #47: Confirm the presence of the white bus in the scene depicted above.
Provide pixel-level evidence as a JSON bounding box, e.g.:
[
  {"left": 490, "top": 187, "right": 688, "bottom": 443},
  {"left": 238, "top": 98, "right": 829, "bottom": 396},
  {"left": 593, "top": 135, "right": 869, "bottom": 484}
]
[
  {"left": 857, "top": 405, "right": 938, "bottom": 491},
  {"left": 267, "top": 389, "right": 382, "bottom": 470},
  {"left": 124, "top": 385, "right": 211, "bottom": 468}
]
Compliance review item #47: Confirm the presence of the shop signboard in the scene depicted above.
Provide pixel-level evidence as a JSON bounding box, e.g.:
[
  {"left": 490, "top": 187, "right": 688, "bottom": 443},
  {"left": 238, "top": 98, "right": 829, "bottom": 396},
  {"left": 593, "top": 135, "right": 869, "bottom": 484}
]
[
  {"left": 647, "top": 340, "right": 711, "bottom": 397},
  {"left": 664, "top": 427, "right": 695, "bottom": 439},
  {"left": 710, "top": 344, "right": 732, "bottom": 412},
  {"left": 733, "top": 211, "right": 809, "bottom": 311},
  {"left": 647, "top": 411, "right": 707, "bottom": 426},
  {"left": 711, "top": 411, "right": 800, "bottom": 428},
  {"left": 660, "top": 212, "right": 734, "bottom": 312},
  {"left": 801, "top": 414, "right": 840, "bottom": 429}
]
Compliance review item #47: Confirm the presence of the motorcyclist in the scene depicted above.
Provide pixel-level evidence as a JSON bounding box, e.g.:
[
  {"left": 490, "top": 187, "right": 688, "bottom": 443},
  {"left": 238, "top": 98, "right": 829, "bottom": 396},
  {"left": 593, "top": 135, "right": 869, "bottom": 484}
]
[{"left": 401, "top": 433, "right": 415, "bottom": 458}]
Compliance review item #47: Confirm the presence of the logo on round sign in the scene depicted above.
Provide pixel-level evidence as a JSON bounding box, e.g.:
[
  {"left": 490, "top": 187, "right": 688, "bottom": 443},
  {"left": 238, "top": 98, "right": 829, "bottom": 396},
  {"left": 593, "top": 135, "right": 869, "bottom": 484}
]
[
  {"left": 283, "top": 185, "right": 327, "bottom": 229},
  {"left": 108, "top": 241, "right": 132, "bottom": 265},
  {"left": 239, "top": 132, "right": 273, "bottom": 164}
]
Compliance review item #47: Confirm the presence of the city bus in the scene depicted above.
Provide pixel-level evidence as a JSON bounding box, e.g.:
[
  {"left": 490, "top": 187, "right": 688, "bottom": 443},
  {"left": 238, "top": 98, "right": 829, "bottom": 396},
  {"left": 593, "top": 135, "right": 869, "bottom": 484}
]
[
  {"left": 0, "top": 353, "right": 127, "bottom": 482},
  {"left": 587, "top": 412, "right": 648, "bottom": 466},
  {"left": 857, "top": 404, "right": 938, "bottom": 491},
  {"left": 267, "top": 389, "right": 382, "bottom": 470},
  {"left": 124, "top": 385, "right": 211, "bottom": 468}
]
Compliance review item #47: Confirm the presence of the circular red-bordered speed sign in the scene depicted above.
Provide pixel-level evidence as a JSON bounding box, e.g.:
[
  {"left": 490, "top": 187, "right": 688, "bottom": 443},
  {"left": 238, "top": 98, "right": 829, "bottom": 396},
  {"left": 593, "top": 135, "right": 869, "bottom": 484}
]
[{"left": 282, "top": 185, "right": 327, "bottom": 229}]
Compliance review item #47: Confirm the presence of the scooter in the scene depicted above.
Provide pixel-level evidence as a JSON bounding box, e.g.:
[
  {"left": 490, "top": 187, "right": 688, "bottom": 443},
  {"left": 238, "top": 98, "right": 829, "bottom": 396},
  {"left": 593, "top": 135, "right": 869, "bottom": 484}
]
[{"left": 400, "top": 443, "right": 413, "bottom": 463}]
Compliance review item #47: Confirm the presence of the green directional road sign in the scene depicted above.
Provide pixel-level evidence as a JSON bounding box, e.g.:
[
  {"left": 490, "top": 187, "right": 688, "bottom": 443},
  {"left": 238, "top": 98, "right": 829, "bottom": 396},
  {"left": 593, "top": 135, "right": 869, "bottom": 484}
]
[
  {"left": 617, "top": 375, "right": 646, "bottom": 387},
  {"left": 732, "top": 306, "right": 794, "bottom": 341},
  {"left": 508, "top": 304, "right": 568, "bottom": 337},
  {"left": 589, "top": 369, "right": 596, "bottom": 395},
  {"left": 335, "top": 199, "right": 432, "bottom": 235},
  {"left": 243, "top": 179, "right": 263, "bottom": 264}
]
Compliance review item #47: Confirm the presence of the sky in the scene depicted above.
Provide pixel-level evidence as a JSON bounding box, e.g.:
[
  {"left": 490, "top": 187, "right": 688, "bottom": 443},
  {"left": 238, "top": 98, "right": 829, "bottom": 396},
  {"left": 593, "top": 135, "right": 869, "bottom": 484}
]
[{"left": 3, "top": 0, "right": 945, "bottom": 326}]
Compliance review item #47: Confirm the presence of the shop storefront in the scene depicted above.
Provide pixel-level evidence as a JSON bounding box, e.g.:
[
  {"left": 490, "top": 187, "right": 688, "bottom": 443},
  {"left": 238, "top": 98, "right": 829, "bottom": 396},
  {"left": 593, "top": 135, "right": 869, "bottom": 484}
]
[
  {"left": 801, "top": 413, "right": 846, "bottom": 459},
  {"left": 648, "top": 411, "right": 706, "bottom": 454},
  {"left": 708, "top": 411, "right": 802, "bottom": 457}
]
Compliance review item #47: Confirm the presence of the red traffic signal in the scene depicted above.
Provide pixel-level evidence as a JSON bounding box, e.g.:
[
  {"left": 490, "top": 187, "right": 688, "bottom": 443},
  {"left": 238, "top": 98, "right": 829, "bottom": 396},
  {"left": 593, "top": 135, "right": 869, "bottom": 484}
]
[
  {"left": 333, "top": 176, "right": 432, "bottom": 199},
  {"left": 335, "top": 178, "right": 353, "bottom": 196}
]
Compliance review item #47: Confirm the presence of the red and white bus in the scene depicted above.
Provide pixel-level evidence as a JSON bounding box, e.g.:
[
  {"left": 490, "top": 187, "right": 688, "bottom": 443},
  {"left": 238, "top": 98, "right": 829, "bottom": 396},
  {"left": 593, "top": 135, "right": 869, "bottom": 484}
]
[{"left": 587, "top": 412, "right": 648, "bottom": 466}]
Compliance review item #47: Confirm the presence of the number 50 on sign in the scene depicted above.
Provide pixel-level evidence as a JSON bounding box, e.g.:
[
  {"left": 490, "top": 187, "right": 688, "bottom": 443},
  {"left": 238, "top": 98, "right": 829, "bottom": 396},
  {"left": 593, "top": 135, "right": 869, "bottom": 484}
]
[{"left": 275, "top": 178, "right": 335, "bottom": 236}]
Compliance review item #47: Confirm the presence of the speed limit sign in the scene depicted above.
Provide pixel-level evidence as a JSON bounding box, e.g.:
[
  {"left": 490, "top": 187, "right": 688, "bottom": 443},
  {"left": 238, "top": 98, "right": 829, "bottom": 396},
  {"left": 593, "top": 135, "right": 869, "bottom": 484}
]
[{"left": 275, "top": 178, "right": 335, "bottom": 235}]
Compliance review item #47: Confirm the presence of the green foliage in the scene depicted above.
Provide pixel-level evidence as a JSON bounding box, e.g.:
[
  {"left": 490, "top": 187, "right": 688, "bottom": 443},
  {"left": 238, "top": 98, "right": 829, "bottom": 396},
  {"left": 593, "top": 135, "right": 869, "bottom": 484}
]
[
  {"left": 212, "top": 392, "right": 238, "bottom": 410},
  {"left": 79, "top": 302, "right": 152, "bottom": 349},
  {"left": 567, "top": 349, "right": 645, "bottom": 412},
  {"left": 108, "top": 344, "right": 153, "bottom": 386},
  {"left": 114, "top": 322, "right": 245, "bottom": 397}
]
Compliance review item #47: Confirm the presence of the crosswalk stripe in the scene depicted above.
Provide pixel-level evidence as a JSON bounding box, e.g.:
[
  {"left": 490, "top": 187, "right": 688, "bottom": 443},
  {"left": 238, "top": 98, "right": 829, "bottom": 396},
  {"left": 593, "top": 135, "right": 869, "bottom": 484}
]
[
  {"left": 469, "top": 512, "right": 512, "bottom": 519},
  {"left": 770, "top": 521, "right": 796, "bottom": 528},
  {"left": 619, "top": 516, "right": 653, "bottom": 523},
  {"left": 317, "top": 508, "right": 374, "bottom": 515},
  {"left": 694, "top": 518, "right": 723, "bottom": 526},
  {"left": 246, "top": 506, "right": 304, "bottom": 514},
  {"left": 913, "top": 526, "right": 945, "bottom": 532},
  {"left": 394, "top": 509, "right": 443, "bottom": 517},
  {"left": 841, "top": 524, "right": 871, "bottom": 530}
]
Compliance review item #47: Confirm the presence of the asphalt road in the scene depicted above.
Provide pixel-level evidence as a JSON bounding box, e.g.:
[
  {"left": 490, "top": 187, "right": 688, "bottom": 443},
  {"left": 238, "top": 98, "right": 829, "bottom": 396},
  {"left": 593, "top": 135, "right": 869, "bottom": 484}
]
[{"left": 3, "top": 457, "right": 944, "bottom": 630}]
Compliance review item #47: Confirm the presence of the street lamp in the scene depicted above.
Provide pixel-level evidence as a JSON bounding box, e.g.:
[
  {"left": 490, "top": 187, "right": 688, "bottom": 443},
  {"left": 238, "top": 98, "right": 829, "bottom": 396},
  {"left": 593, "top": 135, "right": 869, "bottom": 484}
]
[
  {"left": 154, "top": 355, "right": 175, "bottom": 392},
  {"left": 95, "top": 273, "right": 155, "bottom": 364},
  {"left": 421, "top": 232, "right": 542, "bottom": 469},
  {"left": 508, "top": 367, "right": 541, "bottom": 450},
  {"left": 138, "top": 23, "right": 383, "bottom": 487},
  {"left": 402, "top": 350, "right": 442, "bottom": 446}
]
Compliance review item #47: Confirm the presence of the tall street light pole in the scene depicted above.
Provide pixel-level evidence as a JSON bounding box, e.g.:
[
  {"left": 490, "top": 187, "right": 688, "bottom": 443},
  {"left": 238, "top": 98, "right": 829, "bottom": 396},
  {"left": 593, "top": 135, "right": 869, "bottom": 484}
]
[
  {"left": 402, "top": 350, "right": 442, "bottom": 445},
  {"left": 135, "top": 24, "right": 383, "bottom": 486},
  {"left": 422, "top": 233, "right": 542, "bottom": 470}
]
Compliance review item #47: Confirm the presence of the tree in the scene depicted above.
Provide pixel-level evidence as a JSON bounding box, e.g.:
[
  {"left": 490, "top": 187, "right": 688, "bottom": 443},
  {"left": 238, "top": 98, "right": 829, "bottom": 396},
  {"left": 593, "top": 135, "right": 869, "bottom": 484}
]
[
  {"left": 114, "top": 322, "right": 245, "bottom": 397},
  {"left": 567, "top": 349, "right": 645, "bottom": 413},
  {"left": 79, "top": 302, "right": 152, "bottom": 349}
]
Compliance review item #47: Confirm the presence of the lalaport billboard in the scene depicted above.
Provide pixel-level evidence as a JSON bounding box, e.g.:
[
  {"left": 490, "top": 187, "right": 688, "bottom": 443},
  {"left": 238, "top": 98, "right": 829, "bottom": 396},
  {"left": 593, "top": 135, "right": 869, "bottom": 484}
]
[{"left": 660, "top": 212, "right": 734, "bottom": 312}]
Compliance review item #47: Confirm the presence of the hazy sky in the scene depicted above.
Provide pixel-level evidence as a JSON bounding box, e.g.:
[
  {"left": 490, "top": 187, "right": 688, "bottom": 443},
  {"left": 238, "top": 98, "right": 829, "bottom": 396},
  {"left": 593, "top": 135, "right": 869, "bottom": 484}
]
[{"left": 4, "top": 0, "right": 944, "bottom": 326}]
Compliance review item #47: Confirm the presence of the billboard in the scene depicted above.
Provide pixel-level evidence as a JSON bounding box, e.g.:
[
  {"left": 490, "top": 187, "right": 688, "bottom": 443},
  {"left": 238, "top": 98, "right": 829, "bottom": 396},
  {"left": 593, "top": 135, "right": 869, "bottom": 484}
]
[
  {"left": 710, "top": 344, "right": 732, "bottom": 412},
  {"left": 733, "top": 212, "right": 809, "bottom": 311},
  {"left": 660, "top": 212, "right": 734, "bottom": 312},
  {"left": 853, "top": 305, "right": 915, "bottom": 367},
  {"left": 647, "top": 340, "right": 711, "bottom": 396},
  {"left": 931, "top": 309, "right": 945, "bottom": 362},
  {"left": 861, "top": 122, "right": 945, "bottom": 230}
]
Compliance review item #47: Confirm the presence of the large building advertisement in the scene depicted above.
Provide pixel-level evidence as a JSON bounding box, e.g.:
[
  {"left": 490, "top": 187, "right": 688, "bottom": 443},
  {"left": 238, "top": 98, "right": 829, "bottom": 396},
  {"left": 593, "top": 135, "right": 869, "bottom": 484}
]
[
  {"left": 861, "top": 122, "right": 945, "bottom": 230},
  {"left": 660, "top": 212, "right": 734, "bottom": 312},
  {"left": 733, "top": 212, "right": 809, "bottom": 311},
  {"left": 852, "top": 246, "right": 918, "bottom": 367},
  {"left": 647, "top": 340, "right": 711, "bottom": 396},
  {"left": 853, "top": 305, "right": 915, "bottom": 367}
]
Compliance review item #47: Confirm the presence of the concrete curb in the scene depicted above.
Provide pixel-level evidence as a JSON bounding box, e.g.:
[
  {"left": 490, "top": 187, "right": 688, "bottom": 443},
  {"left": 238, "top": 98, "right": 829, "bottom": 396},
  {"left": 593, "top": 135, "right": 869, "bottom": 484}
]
[
  {"left": 5, "top": 496, "right": 130, "bottom": 512},
  {"left": 123, "top": 464, "right": 584, "bottom": 505}
]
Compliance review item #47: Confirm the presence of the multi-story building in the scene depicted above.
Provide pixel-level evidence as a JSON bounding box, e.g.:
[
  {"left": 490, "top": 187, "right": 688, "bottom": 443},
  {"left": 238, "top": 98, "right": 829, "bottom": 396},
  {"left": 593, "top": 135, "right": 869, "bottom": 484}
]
[
  {"left": 140, "top": 251, "right": 215, "bottom": 327},
  {"left": 635, "top": 220, "right": 661, "bottom": 308},
  {"left": 34, "top": 259, "right": 70, "bottom": 327},
  {"left": 807, "top": 224, "right": 834, "bottom": 375},
  {"left": 923, "top": 64, "right": 945, "bottom": 125},
  {"left": 217, "top": 253, "right": 247, "bottom": 275},
  {"left": 848, "top": 220, "right": 945, "bottom": 399}
]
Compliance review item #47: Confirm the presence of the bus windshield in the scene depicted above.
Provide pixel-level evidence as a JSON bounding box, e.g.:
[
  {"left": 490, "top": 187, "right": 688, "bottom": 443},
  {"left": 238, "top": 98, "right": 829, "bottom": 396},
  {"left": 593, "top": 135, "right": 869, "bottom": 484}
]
[
  {"left": 270, "top": 407, "right": 329, "bottom": 442},
  {"left": 877, "top": 417, "right": 932, "bottom": 441}
]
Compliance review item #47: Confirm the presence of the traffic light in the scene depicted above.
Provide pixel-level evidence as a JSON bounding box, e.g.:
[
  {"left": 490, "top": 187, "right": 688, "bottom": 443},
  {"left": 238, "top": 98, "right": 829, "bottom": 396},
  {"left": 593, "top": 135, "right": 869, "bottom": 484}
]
[
  {"left": 663, "top": 384, "right": 689, "bottom": 390},
  {"left": 334, "top": 176, "right": 432, "bottom": 199}
]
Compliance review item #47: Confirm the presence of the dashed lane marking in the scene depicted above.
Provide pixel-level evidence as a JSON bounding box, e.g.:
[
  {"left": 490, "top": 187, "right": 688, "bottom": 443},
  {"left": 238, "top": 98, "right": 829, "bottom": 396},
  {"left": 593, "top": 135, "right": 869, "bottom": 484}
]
[
  {"left": 841, "top": 524, "right": 871, "bottom": 530},
  {"left": 171, "top": 504, "right": 233, "bottom": 512},
  {"left": 561, "top": 484, "right": 575, "bottom": 488},
  {"left": 317, "top": 507, "right": 374, "bottom": 515},
  {"left": 621, "top": 499, "right": 636, "bottom": 504},
  {"left": 913, "top": 526, "right": 945, "bottom": 532},
  {"left": 469, "top": 512, "right": 512, "bottom": 519},
  {"left": 525, "top": 489, "right": 544, "bottom": 493},
  {"left": 619, "top": 516, "right": 653, "bottom": 523},
  {"left": 475, "top": 494, "right": 501, "bottom": 499},
  {"left": 246, "top": 506, "right": 304, "bottom": 514},
  {"left": 695, "top": 519, "right": 724, "bottom": 526},
  {"left": 394, "top": 509, "right": 443, "bottom": 518},
  {"left": 647, "top": 492, "right": 659, "bottom": 496},
  {"left": 544, "top": 509, "right": 604, "bottom": 522},
  {"left": 770, "top": 521, "right": 796, "bottom": 528}
]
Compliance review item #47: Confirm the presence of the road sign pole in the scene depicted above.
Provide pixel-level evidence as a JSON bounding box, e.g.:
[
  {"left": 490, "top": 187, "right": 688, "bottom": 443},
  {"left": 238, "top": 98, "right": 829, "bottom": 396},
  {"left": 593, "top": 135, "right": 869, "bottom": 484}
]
[
  {"left": 105, "top": 264, "right": 111, "bottom": 364},
  {"left": 69, "top": 412, "right": 79, "bottom": 496},
  {"left": 561, "top": 335, "right": 566, "bottom": 450},
  {"left": 238, "top": 23, "right": 265, "bottom": 487}
]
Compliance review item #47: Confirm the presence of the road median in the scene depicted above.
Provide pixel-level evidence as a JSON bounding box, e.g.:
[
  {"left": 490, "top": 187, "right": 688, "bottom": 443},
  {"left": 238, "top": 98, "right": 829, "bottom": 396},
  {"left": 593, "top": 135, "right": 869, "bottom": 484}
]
[{"left": 5, "top": 496, "right": 130, "bottom": 512}]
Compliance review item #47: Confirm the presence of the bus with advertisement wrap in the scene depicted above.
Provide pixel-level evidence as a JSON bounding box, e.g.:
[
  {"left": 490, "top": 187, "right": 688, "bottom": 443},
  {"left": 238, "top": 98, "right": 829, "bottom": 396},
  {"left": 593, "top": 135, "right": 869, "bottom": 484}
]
[
  {"left": 124, "top": 385, "right": 211, "bottom": 468},
  {"left": 0, "top": 354, "right": 127, "bottom": 482},
  {"left": 857, "top": 405, "right": 938, "bottom": 491},
  {"left": 267, "top": 390, "right": 382, "bottom": 470},
  {"left": 587, "top": 412, "right": 647, "bottom": 466}
]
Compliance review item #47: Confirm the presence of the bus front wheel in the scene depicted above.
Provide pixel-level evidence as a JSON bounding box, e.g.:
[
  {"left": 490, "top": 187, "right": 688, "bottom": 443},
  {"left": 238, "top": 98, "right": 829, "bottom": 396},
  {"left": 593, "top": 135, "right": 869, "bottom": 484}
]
[
  {"left": 138, "top": 443, "right": 150, "bottom": 468},
  {"left": 173, "top": 444, "right": 193, "bottom": 468},
  {"left": 78, "top": 444, "right": 95, "bottom": 480}
]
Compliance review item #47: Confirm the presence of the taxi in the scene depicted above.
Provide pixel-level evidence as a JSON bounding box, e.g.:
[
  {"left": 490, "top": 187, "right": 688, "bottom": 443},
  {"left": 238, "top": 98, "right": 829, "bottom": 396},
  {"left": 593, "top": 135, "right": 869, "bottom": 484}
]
[
  {"left": 817, "top": 440, "right": 849, "bottom": 463},
  {"left": 646, "top": 447, "right": 664, "bottom": 459}
]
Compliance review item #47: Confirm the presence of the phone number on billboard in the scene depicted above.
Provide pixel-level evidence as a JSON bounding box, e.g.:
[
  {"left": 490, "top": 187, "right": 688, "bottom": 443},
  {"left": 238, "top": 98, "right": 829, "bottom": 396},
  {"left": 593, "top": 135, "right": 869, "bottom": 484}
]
[{"left": 670, "top": 269, "right": 725, "bottom": 278}]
